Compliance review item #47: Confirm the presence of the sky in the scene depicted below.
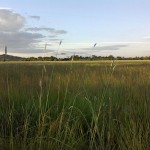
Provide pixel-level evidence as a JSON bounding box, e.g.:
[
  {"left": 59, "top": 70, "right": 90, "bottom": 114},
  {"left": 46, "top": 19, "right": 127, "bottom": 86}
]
[{"left": 0, "top": 0, "right": 150, "bottom": 58}]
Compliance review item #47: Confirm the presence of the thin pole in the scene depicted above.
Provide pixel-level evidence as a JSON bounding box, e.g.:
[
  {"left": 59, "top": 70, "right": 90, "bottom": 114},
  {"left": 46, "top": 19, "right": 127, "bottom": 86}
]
[{"left": 4, "top": 46, "right": 7, "bottom": 62}]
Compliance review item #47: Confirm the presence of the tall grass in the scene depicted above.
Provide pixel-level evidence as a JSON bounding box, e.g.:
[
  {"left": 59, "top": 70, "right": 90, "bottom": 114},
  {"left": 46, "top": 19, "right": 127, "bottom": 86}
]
[{"left": 0, "top": 61, "right": 149, "bottom": 149}]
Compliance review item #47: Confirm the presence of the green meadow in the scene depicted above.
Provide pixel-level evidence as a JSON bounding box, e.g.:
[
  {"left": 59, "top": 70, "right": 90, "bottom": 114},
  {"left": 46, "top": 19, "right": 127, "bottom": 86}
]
[{"left": 0, "top": 60, "right": 149, "bottom": 149}]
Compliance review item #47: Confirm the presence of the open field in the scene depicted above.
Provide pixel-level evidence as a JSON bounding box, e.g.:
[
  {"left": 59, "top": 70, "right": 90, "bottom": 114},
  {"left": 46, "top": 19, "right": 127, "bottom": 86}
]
[{"left": 0, "top": 60, "right": 149, "bottom": 149}]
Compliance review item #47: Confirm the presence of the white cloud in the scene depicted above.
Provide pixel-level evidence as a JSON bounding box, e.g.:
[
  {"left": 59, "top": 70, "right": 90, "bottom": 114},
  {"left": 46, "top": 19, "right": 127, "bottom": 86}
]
[
  {"left": 0, "top": 9, "right": 25, "bottom": 32},
  {"left": 0, "top": 8, "right": 67, "bottom": 54}
]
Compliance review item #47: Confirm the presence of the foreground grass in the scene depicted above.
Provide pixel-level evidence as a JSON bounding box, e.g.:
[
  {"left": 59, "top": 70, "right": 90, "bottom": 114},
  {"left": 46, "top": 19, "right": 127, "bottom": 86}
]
[{"left": 0, "top": 61, "right": 149, "bottom": 149}]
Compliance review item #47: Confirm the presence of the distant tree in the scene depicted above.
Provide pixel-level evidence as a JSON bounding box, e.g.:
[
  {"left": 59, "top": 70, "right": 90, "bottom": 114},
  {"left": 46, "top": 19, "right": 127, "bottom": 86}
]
[
  {"left": 38, "top": 57, "right": 43, "bottom": 61},
  {"left": 117, "top": 56, "right": 122, "bottom": 60},
  {"left": 108, "top": 55, "right": 114, "bottom": 60}
]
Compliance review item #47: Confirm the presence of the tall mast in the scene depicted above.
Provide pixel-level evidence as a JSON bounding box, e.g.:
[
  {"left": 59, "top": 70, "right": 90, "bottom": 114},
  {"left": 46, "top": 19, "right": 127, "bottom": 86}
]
[{"left": 4, "top": 46, "right": 7, "bottom": 61}]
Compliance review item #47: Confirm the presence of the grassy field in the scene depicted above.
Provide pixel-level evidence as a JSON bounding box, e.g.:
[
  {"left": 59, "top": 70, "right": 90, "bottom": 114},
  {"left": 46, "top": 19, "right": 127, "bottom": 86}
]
[{"left": 0, "top": 60, "right": 149, "bottom": 149}]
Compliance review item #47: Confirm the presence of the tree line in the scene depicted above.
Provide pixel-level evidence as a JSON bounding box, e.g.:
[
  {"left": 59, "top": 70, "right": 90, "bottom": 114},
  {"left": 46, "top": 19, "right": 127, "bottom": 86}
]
[{"left": 23, "top": 55, "right": 150, "bottom": 61}]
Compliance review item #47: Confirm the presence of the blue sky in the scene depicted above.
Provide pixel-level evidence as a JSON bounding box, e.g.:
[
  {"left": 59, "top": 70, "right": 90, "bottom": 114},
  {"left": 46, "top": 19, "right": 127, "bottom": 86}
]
[{"left": 0, "top": 0, "right": 150, "bottom": 57}]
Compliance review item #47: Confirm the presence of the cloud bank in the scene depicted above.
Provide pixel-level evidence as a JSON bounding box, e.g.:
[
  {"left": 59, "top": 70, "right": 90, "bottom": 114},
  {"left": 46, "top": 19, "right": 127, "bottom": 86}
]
[
  {"left": 91, "top": 45, "right": 127, "bottom": 51},
  {"left": 29, "top": 15, "right": 40, "bottom": 20},
  {"left": 0, "top": 9, "right": 67, "bottom": 54},
  {"left": 25, "top": 27, "right": 67, "bottom": 35},
  {"left": 0, "top": 32, "right": 44, "bottom": 48}
]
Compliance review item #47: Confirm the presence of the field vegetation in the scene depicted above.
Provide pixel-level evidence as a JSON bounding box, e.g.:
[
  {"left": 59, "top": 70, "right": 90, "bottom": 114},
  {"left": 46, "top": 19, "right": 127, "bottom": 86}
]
[{"left": 0, "top": 60, "right": 149, "bottom": 149}]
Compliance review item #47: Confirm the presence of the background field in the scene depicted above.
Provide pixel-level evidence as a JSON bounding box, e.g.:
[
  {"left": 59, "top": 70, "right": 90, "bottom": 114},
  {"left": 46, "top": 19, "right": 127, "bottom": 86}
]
[{"left": 0, "top": 60, "right": 149, "bottom": 149}]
